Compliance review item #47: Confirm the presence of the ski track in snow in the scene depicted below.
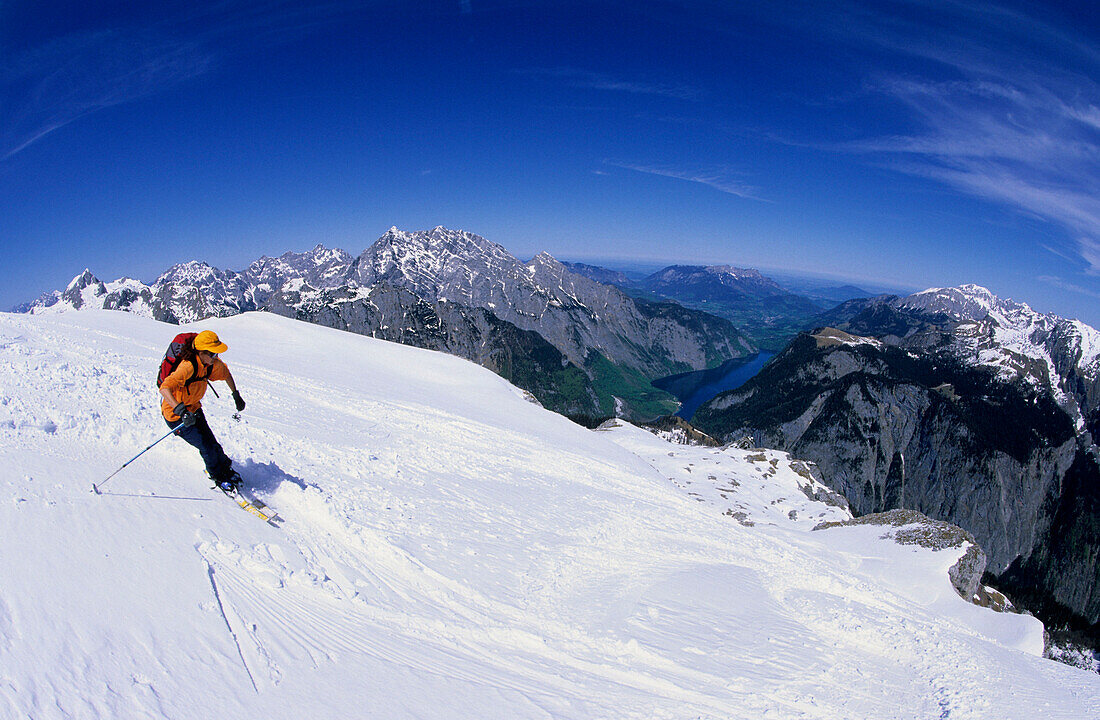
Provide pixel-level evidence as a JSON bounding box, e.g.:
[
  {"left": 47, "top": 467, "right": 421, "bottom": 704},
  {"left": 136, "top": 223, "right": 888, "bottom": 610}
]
[{"left": 0, "top": 310, "right": 1098, "bottom": 719}]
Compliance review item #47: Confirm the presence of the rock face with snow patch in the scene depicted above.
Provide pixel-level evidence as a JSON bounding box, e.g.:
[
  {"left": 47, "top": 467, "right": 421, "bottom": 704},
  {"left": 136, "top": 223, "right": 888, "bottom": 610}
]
[
  {"left": 815, "top": 509, "right": 987, "bottom": 603},
  {"left": 694, "top": 286, "right": 1100, "bottom": 631},
  {"left": 272, "top": 283, "right": 603, "bottom": 416},
  {"left": 21, "top": 228, "right": 754, "bottom": 419},
  {"left": 820, "top": 285, "right": 1100, "bottom": 442}
]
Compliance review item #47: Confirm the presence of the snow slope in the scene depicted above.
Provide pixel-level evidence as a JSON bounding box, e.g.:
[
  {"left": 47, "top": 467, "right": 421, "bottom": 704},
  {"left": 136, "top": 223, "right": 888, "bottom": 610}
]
[{"left": 0, "top": 310, "right": 1096, "bottom": 719}]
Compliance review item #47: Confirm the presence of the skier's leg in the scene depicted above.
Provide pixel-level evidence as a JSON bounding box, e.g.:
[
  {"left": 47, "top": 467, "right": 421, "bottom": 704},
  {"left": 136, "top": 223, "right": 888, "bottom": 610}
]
[{"left": 169, "top": 410, "right": 232, "bottom": 481}]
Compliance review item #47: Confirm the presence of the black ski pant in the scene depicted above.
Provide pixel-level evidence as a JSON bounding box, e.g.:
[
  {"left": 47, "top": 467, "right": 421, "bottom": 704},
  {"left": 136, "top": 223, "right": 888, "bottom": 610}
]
[{"left": 167, "top": 408, "right": 232, "bottom": 482}]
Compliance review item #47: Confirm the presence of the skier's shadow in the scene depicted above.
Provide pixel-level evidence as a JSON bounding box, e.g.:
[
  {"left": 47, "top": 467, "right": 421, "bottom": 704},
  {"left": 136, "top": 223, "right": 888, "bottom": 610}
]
[{"left": 236, "top": 459, "right": 310, "bottom": 494}]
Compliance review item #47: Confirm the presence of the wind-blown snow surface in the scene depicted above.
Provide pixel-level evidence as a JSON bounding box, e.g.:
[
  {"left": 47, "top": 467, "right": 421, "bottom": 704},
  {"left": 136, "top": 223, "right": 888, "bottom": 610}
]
[{"left": 0, "top": 311, "right": 1096, "bottom": 719}]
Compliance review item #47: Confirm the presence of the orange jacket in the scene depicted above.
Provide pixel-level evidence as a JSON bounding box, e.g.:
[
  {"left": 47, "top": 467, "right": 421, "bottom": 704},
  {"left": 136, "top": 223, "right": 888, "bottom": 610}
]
[{"left": 160, "top": 357, "right": 230, "bottom": 421}]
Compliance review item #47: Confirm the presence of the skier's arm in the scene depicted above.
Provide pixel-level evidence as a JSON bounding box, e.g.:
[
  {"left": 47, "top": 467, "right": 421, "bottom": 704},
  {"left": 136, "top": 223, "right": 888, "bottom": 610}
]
[
  {"left": 209, "top": 358, "right": 234, "bottom": 390},
  {"left": 159, "top": 384, "right": 194, "bottom": 425},
  {"left": 159, "top": 360, "right": 193, "bottom": 417},
  {"left": 223, "top": 368, "right": 238, "bottom": 394},
  {"left": 215, "top": 361, "right": 246, "bottom": 412}
]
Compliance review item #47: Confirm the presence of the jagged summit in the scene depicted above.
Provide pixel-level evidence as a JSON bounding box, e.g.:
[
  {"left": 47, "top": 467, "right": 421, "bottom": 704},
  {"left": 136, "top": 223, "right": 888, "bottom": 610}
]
[
  {"left": 374, "top": 225, "right": 505, "bottom": 255},
  {"left": 357, "top": 226, "right": 519, "bottom": 298},
  {"left": 527, "top": 250, "right": 562, "bottom": 266},
  {"left": 66, "top": 269, "right": 99, "bottom": 291}
]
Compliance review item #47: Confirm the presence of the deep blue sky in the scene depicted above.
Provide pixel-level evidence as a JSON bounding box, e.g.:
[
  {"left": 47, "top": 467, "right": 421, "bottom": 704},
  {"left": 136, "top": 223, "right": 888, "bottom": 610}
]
[{"left": 3, "top": 1, "right": 1100, "bottom": 326}]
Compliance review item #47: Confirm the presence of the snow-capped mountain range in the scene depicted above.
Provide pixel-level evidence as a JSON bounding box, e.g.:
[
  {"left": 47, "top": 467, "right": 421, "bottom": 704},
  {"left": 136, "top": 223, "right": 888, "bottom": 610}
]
[
  {"left": 904, "top": 284, "right": 1100, "bottom": 388},
  {"left": 843, "top": 284, "right": 1100, "bottom": 439},
  {"left": 1, "top": 307, "right": 1096, "bottom": 717},
  {"left": 28, "top": 244, "right": 1100, "bottom": 437},
  {"left": 21, "top": 227, "right": 754, "bottom": 419}
]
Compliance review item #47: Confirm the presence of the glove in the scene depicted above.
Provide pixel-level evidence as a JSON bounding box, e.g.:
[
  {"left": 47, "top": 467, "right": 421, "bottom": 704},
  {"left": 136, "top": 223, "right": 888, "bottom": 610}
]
[
  {"left": 232, "top": 390, "right": 246, "bottom": 412},
  {"left": 173, "top": 403, "right": 197, "bottom": 428}
]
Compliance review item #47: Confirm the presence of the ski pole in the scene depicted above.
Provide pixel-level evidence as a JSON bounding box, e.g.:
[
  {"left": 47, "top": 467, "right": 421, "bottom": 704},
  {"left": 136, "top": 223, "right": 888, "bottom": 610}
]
[{"left": 93, "top": 423, "right": 182, "bottom": 494}]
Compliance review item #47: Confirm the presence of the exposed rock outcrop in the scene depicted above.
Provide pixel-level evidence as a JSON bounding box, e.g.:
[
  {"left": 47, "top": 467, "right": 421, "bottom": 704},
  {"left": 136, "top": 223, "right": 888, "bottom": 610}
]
[
  {"left": 695, "top": 287, "right": 1100, "bottom": 633},
  {"left": 815, "top": 509, "right": 987, "bottom": 602}
]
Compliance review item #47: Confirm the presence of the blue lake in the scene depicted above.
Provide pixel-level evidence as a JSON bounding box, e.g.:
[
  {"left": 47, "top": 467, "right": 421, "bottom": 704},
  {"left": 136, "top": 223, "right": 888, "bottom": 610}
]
[{"left": 653, "top": 352, "right": 775, "bottom": 420}]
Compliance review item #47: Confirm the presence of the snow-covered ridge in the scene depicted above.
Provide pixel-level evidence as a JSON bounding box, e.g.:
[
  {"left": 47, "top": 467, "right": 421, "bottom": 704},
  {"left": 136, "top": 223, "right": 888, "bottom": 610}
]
[
  {"left": 902, "top": 285, "right": 1100, "bottom": 366},
  {"left": 903, "top": 284, "right": 1035, "bottom": 326},
  {"left": 2, "top": 309, "right": 1094, "bottom": 718},
  {"left": 813, "top": 327, "right": 884, "bottom": 350},
  {"left": 900, "top": 285, "right": 1100, "bottom": 420},
  {"left": 1071, "top": 319, "right": 1100, "bottom": 371}
]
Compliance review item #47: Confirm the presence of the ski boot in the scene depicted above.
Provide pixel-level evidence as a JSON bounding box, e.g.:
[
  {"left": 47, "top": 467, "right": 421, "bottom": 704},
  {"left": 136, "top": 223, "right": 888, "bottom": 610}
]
[{"left": 211, "top": 469, "right": 243, "bottom": 495}]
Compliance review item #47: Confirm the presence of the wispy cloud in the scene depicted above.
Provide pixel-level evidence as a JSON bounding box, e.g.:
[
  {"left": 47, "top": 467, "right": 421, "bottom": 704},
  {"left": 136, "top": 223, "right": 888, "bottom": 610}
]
[
  {"left": 1079, "top": 237, "right": 1100, "bottom": 276},
  {"left": 0, "top": 1, "right": 373, "bottom": 160},
  {"left": 828, "top": 1, "right": 1100, "bottom": 273},
  {"left": 1, "top": 29, "right": 212, "bottom": 160},
  {"left": 521, "top": 68, "right": 701, "bottom": 101},
  {"left": 1038, "top": 275, "right": 1100, "bottom": 300},
  {"left": 607, "top": 161, "right": 769, "bottom": 202}
]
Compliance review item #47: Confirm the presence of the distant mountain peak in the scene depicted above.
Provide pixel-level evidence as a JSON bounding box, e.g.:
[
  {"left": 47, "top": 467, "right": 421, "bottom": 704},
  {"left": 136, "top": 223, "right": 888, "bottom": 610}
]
[
  {"left": 67, "top": 269, "right": 100, "bottom": 291},
  {"left": 639, "top": 264, "right": 791, "bottom": 301},
  {"left": 157, "top": 260, "right": 228, "bottom": 286},
  {"left": 527, "top": 251, "right": 564, "bottom": 270},
  {"left": 304, "top": 243, "right": 341, "bottom": 258},
  {"left": 58, "top": 269, "right": 107, "bottom": 310},
  {"left": 902, "top": 285, "right": 1037, "bottom": 328},
  {"left": 707, "top": 265, "right": 767, "bottom": 280}
]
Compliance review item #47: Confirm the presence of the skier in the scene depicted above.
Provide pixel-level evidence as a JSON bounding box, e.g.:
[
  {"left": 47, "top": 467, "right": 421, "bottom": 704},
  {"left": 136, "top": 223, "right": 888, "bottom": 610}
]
[{"left": 158, "top": 330, "right": 247, "bottom": 493}]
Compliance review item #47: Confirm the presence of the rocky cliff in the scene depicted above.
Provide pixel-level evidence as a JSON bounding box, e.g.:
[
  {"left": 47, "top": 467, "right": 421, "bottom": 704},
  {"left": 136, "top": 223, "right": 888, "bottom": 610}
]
[{"left": 694, "top": 287, "right": 1100, "bottom": 635}]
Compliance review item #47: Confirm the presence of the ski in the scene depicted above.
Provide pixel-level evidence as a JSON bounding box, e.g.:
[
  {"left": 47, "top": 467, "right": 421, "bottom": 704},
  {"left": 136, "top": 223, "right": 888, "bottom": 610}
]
[
  {"left": 222, "top": 487, "right": 283, "bottom": 527},
  {"left": 242, "top": 489, "right": 284, "bottom": 525}
]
